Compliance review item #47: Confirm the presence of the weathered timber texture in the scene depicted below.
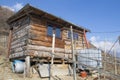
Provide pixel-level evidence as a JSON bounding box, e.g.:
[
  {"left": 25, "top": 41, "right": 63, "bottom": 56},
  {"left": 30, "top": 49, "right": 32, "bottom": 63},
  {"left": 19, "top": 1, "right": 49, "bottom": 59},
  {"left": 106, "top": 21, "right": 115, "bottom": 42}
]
[{"left": 9, "top": 12, "right": 87, "bottom": 62}]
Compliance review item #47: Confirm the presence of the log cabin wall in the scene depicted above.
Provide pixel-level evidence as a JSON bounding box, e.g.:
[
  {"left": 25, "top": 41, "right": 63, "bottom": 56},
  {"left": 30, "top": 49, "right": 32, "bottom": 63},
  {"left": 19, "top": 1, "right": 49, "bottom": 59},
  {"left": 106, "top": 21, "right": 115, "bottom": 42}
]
[
  {"left": 62, "top": 28, "right": 87, "bottom": 59},
  {"left": 27, "top": 15, "right": 65, "bottom": 59},
  {"left": 9, "top": 15, "right": 87, "bottom": 61},
  {"left": 10, "top": 16, "right": 30, "bottom": 58},
  {"left": 8, "top": 4, "right": 89, "bottom": 63},
  {"left": 27, "top": 15, "right": 87, "bottom": 59}
]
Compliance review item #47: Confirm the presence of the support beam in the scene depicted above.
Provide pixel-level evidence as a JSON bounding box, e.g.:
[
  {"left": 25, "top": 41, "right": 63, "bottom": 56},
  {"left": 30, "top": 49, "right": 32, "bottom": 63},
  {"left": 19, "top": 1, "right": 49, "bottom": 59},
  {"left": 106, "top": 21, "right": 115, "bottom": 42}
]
[
  {"left": 50, "top": 33, "right": 55, "bottom": 80},
  {"left": 25, "top": 56, "right": 30, "bottom": 77},
  {"left": 114, "top": 49, "right": 117, "bottom": 75},
  {"left": 70, "top": 26, "right": 77, "bottom": 80},
  {"left": 7, "top": 30, "right": 12, "bottom": 58},
  {"left": 83, "top": 29, "right": 89, "bottom": 48}
]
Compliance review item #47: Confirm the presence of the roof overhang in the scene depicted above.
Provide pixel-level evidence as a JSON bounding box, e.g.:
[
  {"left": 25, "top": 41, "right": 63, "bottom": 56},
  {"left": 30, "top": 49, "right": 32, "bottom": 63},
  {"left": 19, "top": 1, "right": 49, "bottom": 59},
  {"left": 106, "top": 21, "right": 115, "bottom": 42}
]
[{"left": 7, "top": 4, "right": 90, "bottom": 32}]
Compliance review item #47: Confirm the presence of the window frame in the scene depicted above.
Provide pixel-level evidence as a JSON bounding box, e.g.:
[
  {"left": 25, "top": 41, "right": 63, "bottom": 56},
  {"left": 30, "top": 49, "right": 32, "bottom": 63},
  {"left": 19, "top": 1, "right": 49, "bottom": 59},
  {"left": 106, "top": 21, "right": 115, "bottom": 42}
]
[
  {"left": 68, "top": 31, "right": 79, "bottom": 40},
  {"left": 47, "top": 24, "right": 62, "bottom": 39},
  {"left": 47, "top": 25, "right": 54, "bottom": 36}
]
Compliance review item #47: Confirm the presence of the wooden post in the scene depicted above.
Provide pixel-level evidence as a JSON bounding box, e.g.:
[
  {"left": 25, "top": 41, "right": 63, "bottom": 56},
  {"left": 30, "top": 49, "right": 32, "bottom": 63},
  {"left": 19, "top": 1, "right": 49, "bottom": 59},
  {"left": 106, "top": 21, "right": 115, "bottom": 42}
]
[
  {"left": 114, "top": 49, "right": 117, "bottom": 75},
  {"left": 7, "top": 30, "right": 12, "bottom": 58},
  {"left": 70, "top": 26, "right": 77, "bottom": 80},
  {"left": 104, "top": 39, "right": 107, "bottom": 79},
  {"left": 51, "top": 33, "right": 55, "bottom": 64},
  {"left": 25, "top": 56, "right": 30, "bottom": 77},
  {"left": 83, "top": 29, "right": 89, "bottom": 48},
  {"left": 50, "top": 33, "right": 55, "bottom": 80}
]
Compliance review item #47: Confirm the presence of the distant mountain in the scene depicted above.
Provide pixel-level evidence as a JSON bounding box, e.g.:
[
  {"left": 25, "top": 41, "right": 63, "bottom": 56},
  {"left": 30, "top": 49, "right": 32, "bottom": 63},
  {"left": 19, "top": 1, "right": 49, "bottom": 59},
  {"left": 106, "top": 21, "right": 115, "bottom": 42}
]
[{"left": 0, "top": 6, "right": 14, "bottom": 33}]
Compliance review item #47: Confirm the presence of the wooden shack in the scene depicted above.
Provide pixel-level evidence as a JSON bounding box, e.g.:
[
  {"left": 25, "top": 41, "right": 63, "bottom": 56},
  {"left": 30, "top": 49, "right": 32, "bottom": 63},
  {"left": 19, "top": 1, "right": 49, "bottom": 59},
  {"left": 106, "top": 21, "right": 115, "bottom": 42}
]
[{"left": 7, "top": 4, "right": 89, "bottom": 67}]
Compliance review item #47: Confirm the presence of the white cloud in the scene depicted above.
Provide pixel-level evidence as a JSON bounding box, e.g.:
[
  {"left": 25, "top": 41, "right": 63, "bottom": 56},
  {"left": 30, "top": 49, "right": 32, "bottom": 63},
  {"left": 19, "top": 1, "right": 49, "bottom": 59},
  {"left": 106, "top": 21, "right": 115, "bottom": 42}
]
[
  {"left": 90, "top": 36, "right": 99, "bottom": 42},
  {"left": 1, "top": 3, "right": 23, "bottom": 12},
  {"left": 12, "top": 3, "right": 23, "bottom": 11},
  {"left": 90, "top": 36, "right": 120, "bottom": 53},
  {"left": 90, "top": 36, "right": 96, "bottom": 42}
]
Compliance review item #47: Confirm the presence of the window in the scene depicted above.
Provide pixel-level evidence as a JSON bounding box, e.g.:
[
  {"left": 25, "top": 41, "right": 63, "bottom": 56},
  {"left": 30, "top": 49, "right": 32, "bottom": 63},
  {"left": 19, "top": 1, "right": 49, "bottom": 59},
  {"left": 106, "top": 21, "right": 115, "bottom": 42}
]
[
  {"left": 47, "top": 25, "right": 61, "bottom": 38},
  {"left": 55, "top": 28, "right": 61, "bottom": 38},
  {"left": 47, "top": 25, "right": 53, "bottom": 36},
  {"left": 73, "top": 32, "right": 79, "bottom": 40},
  {"left": 68, "top": 31, "right": 79, "bottom": 40},
  {"left": 68, "top": 31, "right": 71, "bottom": 39}
]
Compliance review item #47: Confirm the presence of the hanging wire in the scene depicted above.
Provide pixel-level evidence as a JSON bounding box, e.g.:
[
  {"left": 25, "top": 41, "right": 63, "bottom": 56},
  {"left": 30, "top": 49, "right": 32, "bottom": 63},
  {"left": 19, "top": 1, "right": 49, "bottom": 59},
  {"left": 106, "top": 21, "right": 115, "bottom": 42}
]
[
  {"left": 91, "top": 30, "right": 120, "bottom": 34},
  {"left": 107, "top": 38, "right": 119, "bottom": 54}
]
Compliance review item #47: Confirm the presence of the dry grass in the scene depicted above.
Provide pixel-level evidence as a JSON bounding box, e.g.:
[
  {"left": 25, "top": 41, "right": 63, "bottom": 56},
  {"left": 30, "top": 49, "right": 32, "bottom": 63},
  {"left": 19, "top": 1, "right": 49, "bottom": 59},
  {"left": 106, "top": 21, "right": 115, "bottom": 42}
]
[{"left": 0, "top": 45, "right": 7, "bottom": 57}]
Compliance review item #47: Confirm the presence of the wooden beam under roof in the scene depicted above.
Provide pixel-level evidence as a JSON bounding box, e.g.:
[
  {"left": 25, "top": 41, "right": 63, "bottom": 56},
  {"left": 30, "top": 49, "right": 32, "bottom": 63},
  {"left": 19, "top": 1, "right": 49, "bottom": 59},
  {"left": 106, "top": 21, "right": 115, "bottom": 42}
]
[{"left": 7, "top": 4, "right": 90, "bottom": 32}]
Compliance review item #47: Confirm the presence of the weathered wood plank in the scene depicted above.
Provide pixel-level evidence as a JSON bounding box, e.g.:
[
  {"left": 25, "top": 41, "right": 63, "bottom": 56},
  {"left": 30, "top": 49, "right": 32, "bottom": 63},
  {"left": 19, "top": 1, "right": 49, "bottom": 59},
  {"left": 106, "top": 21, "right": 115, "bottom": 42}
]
[
  {"left": 9, "top": 50, "right": 26, "bottom": 58},
  {"left": 11, "top": 41, "right": 27, "bottom": 49},
  {"left": 29, "top": 33, "right": 64, "bottom": 45},
  {"left": 25, "top": 56, "right": 30, "bottom": 77},
  {"left": 27, "top": 50, "right": 65, "bottom": 58},
  {"left": 29, "top": 29, "right": 46, "bottom": 36},
  {"left": 12, "top": 25, "right": 30, "bottom": 35},
  {"left": 30, "top": 16, "right": 46, "bottom": 26},
  {"left": 30, "top": 25, "right": 47, "bottom": 32},
  {"left": 12, "top": 16, "right": 30, "bottom": 31},
  {"left": 11, "top": 46, "right": 26, "bottom": 53},
  {"left": 12, "top": 33, "right": 28, "bottom": 41},
  {"left": 9, "top": 15, "right": 86, "bottom": 61},
  {"left": 28, "top": 39, "right": 64, "bottom": 48},
  {"left": 11, "top": 35, "right": 28, "bottom": 46},
  {"left": 27, "top": 45, "right": 65, "bottom": 53},
  {"left": 30, "top": 17, "right": 42, "bottom": 25},
  {"left": 12, "top": 26, "right": 30, "bottom": 41}
]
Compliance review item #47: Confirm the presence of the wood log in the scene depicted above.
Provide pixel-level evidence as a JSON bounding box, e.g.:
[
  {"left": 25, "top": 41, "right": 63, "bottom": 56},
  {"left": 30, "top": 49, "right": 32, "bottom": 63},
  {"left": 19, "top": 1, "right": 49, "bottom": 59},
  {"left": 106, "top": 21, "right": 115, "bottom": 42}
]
[
  {"left": 12, "top": 25, "right": 30, "bottom": 35},
  {"left": 30, "top": 17, "right": 42, "bottom": 25},
  {"left": 28, "top": 39, "right": 51, "bottom": 46},
  {"left": 27, "top": 50, "right": 65, "bottom": 58},
  {"left": 64, "top": 54, "right": 69, "bottom": 59},
  {"left": 11, "top": 46, "right": 26, "bottom": 53},
  {"left": 30, "top": 25, "right": 47, "bottom": 32},
  {"left": 68, "top": 54, "right": 72, "bottom": 59},
  {"left": 29, "top": 29, "right": 46, "bottom": 36},
  {"left": 65, "top": 49, "right": 72, "bottom": 54},
  {"left": 12, "top": 26, "right": 30, "bottom": 41},
  {"left": 27, "top": 45, "right": 65, "bottom": 53},
  {"left": 28, "top": 33, "right": 65, "bottom": 46},
  {"left": 11, "top": 35, "right": 28, "bottom": 46},
  {"left": 11, "top": 41, "right": 27, "bottom": 49},
  {"left": 12, "top": 33, "right": 28, "bottom": 41},
  {"left": 28, "top": 39, "right": 64, "bottom": 48},
  {"left": 9, "top": 51, "right": 26, "bottom": 58},
  {"left": 12, "top": 17, "right": 30, "bottom": 31}
]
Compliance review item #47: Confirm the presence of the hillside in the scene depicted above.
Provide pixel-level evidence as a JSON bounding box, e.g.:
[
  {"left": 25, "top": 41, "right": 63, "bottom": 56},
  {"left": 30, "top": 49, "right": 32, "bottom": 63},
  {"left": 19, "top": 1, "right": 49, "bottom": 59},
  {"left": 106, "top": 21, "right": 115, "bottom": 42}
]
[
  {"left": 0, "top": 6, "right": 14, "bottom": 56},
  {"left": 0, "top": 6, "right": 14, "bottom": 32}
]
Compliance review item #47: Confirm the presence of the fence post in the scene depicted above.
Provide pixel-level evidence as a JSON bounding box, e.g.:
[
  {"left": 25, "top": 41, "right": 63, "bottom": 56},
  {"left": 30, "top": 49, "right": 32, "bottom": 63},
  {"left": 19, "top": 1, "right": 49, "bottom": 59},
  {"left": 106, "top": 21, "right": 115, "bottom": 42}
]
[{"left": 70, "top": 26, "right": 77, "bottom": 80}]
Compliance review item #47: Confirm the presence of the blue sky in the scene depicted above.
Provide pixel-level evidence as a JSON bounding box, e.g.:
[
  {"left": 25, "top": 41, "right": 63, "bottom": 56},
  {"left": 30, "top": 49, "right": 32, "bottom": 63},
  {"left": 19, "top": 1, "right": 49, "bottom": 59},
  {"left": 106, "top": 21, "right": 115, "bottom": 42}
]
[{"left": 0, "top": 0, "right": 120, "bottom": 52}]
